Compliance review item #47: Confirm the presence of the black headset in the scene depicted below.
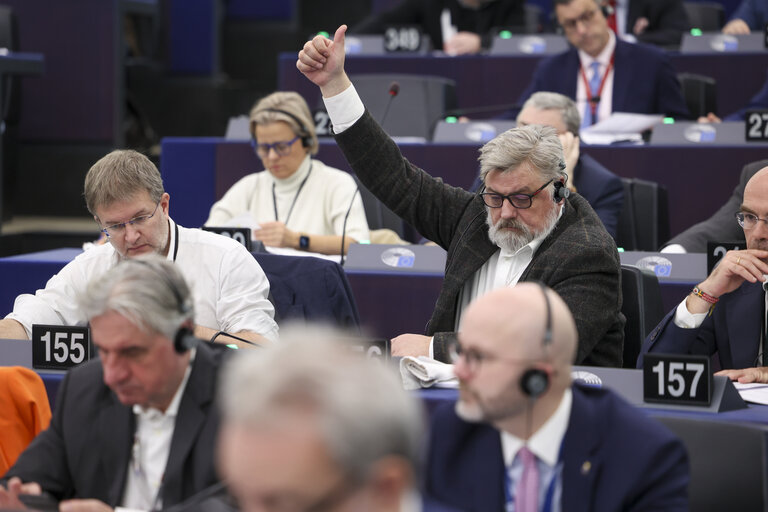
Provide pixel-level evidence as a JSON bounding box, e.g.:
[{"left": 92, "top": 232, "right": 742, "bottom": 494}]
[
  {"left": 132, "top": 260, "right": 195, "bottom": 354},
  {"left": 250, "top": 107, "right": 313, "bottom": 150},
  {"left": 519, "top": 282, "right": 553, "bottom": 399},
  {"left": 553, "top": 160, "right": 570, "bottom": 203}
]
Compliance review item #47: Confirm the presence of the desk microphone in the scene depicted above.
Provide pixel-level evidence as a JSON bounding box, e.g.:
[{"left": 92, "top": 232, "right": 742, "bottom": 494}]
[
  {"left": 762, "top": 275, "right": 768, "bottom": 292},
  {"left": 339, "top": 186, "right": 361, "bottom": 266},
  {"left": 379, "top": 81, "right": 400, "bottom": 129}
]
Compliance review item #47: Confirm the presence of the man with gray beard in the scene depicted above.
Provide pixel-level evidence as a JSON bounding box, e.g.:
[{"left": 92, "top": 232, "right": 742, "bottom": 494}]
[
  {"left": 296, "top": 25, "right": 624, "bottom": 366},
  {"left": 641, "top": 167, "right": 768, "bottom": 378}
]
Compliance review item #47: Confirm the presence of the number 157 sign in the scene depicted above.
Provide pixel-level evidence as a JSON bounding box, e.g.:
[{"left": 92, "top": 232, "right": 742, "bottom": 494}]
[{"left": 642, "top": 353, "right": 712, "bottom": 406}]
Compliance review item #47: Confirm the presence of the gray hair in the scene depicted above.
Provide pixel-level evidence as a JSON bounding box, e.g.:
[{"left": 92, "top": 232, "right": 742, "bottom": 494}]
[
  {"left": 220, "top": 325, "right": 425, "bottom": 484},
  {"left": 84, "top": 150, "right": 164, "bottom": 216},
  {"left": 478, "top": 124, "right": 566, "bottom": 191},
  {"left": 250, "top": 91, "right": 319, "bottom": 155},
  {"left": 79, "top": 256, "right": 194, "bottom": 340},
  {"left": 519, "top": 91, "right": 581, "bottom": 136}
]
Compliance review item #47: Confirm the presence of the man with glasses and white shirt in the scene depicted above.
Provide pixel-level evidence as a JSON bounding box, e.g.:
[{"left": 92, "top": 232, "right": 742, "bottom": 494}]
[
  {"left": 640, "top": 167, "right": 768, "bottom": 380},
  {"left": 297, "top": 25, "right": 624, "bottom": 366},
  {"left": 0, "top": 150, "right": 277, "bottom": 347}
]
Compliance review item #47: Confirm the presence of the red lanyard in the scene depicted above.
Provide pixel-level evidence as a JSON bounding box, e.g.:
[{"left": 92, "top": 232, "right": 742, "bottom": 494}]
[{"left": 579, "top": 52, "right": 615, "bottom": 121}]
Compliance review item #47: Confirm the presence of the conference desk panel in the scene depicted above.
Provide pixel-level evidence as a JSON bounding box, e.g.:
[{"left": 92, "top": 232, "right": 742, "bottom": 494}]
[
  {"left": 0, "top": 248, "right": 692, "bottom": 345},
  {"left": 278, "top": 51, "right": 768, "bottom": 120},
  {"left": 162, "top": 137, "right": 768, "bottom": 243}
]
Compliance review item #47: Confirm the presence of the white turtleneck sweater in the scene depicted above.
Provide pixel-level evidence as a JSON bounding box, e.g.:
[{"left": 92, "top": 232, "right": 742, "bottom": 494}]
[{"left": 206, "top": 156, "right": 370, "bottom": 242}]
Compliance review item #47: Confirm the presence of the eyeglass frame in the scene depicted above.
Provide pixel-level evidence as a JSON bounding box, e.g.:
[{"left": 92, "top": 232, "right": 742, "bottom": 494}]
[
  {"left": 479, "top": 179, "right": 554, "bottom": 210},
  {"left": 448, "top": 340, "right": 541, "bottom": 375},
  {"left": 253, "top": 136, "right": 301, "bottom": 158},
  {"left": 736, "top": 211, "right": 768, "bottom": 230},
  {"left": 559, "top": 7, "right": 599, "bottom": 32},
  {"left": 99, "top": 200, "right": 162, "bottom": 238}
]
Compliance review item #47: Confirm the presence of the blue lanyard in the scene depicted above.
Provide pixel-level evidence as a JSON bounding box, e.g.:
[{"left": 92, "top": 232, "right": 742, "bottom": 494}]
[{"left": 503, "top": 443, "right": 563, "bottom": 512}]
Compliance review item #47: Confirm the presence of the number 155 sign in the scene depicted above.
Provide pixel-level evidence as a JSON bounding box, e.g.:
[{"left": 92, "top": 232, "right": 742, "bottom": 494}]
[
  {"left": 32, "top": 325, "right": 90, "bottom": 370},
  {"left": 642, "top": 353, "right": 712, "bottom": 406}
]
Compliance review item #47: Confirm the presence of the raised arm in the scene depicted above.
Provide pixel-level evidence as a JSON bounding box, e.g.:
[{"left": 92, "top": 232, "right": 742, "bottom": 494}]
[{"left": 296, "top": 25, "right": 352, "bottom": 98}]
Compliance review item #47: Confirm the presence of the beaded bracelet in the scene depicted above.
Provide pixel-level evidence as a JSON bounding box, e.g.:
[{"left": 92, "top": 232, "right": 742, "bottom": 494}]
[{"left": 691, "top": 286, "right": 719, "bottom": 304}]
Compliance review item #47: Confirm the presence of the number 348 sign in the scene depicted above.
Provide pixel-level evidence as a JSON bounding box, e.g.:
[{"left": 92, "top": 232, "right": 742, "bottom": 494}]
[
  {"left": 642, "top": 353, "right": 711, "bottom": 406},
  {"left": 32, "top": 325, "right": 90, "bottom": 370}
]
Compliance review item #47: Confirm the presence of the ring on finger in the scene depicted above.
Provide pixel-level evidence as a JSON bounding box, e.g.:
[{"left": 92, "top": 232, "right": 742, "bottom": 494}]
[{"left": 737, "top": 256, "right": 742, "bottom": 265}]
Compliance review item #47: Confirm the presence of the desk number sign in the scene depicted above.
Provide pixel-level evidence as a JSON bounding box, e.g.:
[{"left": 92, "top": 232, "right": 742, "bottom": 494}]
[
  {"left": 746, "top": 110, "right": 768, "bottom": 141},
  {"left": 642, "top": 353, "right": 711, "bottom": 406},
  {"left": 383, "top": 25, "right": 422, "bottom": 52},
  {"left": 32, "top": 324, "right": 90, "bottom": 370},
  {"left": 202, "top": 227, "right": 252, "bottom": 252}
]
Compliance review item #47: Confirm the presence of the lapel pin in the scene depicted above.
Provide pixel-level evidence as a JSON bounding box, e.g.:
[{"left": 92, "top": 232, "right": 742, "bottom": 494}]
[{"left": 581, "top": 461, "right": 591, "bottom": 475}]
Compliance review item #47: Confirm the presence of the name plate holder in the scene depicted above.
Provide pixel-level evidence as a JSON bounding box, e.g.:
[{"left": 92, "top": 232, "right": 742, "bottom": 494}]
[
  {"left": 32, "top": 324, "right": 90, "bottom": 371},
  {"left": 746, "top": 109, "right": 768, "bottom": 142},
  {"left": 348, "top": 338, "right": 390, "bottom": 362},
  {"left": 202, "top": 226, "right": 253, "bottom": 251},
  {"left": 383, "top": 25, "right": 423, "bottom": 53},
  {"left": 642, "top": 353, "right": 746, "bottom": 412}
]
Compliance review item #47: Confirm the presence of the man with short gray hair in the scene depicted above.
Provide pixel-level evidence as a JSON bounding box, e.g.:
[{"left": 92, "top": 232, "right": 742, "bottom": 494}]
[
  {"left": 218, "top": 329, "right": 451, "bottom": 512},
  {"left": 1, "top": 256, "right": 230, "bottom": 512},
  {"left": 515, "top": 91, "right": 623, "bottom": 238},
  {"left": 0, "top": 149, "right": 278, "bottom": 347},
  {"left": 297, "top": 26, "right": 624, "bottom": 366}
]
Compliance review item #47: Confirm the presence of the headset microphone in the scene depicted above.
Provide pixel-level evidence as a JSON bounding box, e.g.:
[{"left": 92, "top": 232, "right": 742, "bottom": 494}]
[{"left": 520, "top": 282, "right": 553, "bottom": 399}]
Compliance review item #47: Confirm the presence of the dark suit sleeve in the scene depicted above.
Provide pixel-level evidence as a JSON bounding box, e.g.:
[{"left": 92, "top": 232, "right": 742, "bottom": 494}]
[
  {"left": 730, "top": 0, "right": 768, "bottom": 30},
  {"left": 576, "top": 156, "right": 624, "bottom": 239},
  {"left": 655, "top": 53, "right": 691, "bottom": 119},
  {"left": 637, "top": 307, "right": 717, "bottom": 367},
  {"left": 4, "top": 373, "right": 75, "bottom": 500},
  {"left": 664, "top": 159, "right": 768, "bottom": 252},
  {"left": 630, "top": 0, "right": 689, "bottom": 47},
  {"left": 725, "top": 70, "right": 768, "bottom": 121}
]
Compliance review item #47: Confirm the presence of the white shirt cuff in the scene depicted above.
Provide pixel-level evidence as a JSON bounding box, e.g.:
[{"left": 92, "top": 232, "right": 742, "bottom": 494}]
[
  {"left": 673, "top": 299, "right": 708, "bottom": 329},
  {"left": 323, "top": 83, "right": 365, "bottom": 134},
  {"left": 428, "top": 336, "right": 435, "bottom": 359}
]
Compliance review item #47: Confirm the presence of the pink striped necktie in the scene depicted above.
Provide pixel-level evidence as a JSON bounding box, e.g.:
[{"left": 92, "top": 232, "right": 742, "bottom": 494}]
[{"left": 515, "top": 446, "right": 540, "bottom": 512}]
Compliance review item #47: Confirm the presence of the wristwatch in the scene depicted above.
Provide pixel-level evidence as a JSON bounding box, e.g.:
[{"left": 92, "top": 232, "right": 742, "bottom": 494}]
[{"left": 299, "top": 234, "right": 310, "bottom": 250}]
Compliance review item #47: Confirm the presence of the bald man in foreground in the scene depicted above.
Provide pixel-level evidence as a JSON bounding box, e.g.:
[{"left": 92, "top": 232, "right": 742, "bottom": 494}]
[{"left": 426, "top": 284, "right": 689, "bottom": 511}]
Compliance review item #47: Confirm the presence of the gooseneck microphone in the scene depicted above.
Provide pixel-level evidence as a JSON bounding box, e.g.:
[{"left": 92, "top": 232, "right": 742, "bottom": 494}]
[
  {"left": 339, "top": 187, "right": 361, "bottom": 266},
  {"left": 379, "top": 81, "right": 400, "bottom": 129}
]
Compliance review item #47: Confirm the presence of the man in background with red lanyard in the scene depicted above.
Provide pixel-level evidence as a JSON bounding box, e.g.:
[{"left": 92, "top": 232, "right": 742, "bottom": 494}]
[{"left": 515, "top": 0, "right": 689, "bottom": 124}]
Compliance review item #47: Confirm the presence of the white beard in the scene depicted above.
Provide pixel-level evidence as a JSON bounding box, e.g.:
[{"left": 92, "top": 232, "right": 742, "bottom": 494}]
[{"left": 486, "top": 205, "right": 560, "bottom": 253}]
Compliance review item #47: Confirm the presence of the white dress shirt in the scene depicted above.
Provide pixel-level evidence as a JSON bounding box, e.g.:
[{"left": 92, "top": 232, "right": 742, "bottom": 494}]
[
  {"left": 501, "top": 388, "right": 572, "bottom": 512},
  {"left": 576, "top": 30, "right": 616, "bottom": 125},
  {"left": 7, "top": 219, "right": 278, "bottom": 341},
  {"left": 120, "top": 350, "right": 195, "bottom": 512},
  {"left": 206, "top": 155, "right": 370, "bottom": 243}
]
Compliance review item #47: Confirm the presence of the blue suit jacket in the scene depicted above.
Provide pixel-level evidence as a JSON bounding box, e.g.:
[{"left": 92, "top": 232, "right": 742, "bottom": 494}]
[
  {"left": 425, "top": 384, "right": 689, "bottom": 512},
  {"left": 639, "top": 281, "right": 763, "bottom": 369},
  {"left": 576, "top": 154, "right": 623, "bottom": 239},
  {"left": 516, "top": 39, "right": 690, "bottom": 120}
]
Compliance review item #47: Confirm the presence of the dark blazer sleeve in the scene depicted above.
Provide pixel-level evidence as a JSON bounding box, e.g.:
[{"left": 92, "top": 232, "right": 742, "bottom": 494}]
[
  {"left": 729, "top": 0, "right": 768, "bottom": 30},
  {"left": 664, "top": 159, "right": 768, "bottom": 252},
  {"left": 725, "top": 69, "right": 768, "bottom": 121},
  {"left": 574, "top": 154, "right": 624, "bottom": 239},
  {"left": 628, "top": 0, "right": 689, "bottom": 47}
]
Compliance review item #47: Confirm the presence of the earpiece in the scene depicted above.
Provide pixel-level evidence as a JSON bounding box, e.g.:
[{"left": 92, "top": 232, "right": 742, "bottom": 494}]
[
  {"left": 553, "top": 180, "right": 570, "bottom": 203},
  {"left": 253, "top": 108, "right": 312, "bottom": 148},
  {"left": 519, "top": 282, "right": 553, "bottom": 399}
]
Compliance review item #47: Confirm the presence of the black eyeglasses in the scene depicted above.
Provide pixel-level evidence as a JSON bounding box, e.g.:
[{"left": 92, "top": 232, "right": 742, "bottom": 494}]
[
  {"left": 100, "top": 201, "right": 161, "bottom": 238},
  {"left": 560, "top": 8, "right": 598, "bottom": 32},
  {"left": 479, "top": 179, "right": 553, "bottom": 210},
  {"left": 449, "top": 341, "right": 538, "bottom": 375},
  {"left": 255, "top": 136, "right": 300, "bottom": 158},
  {"left": 736, "top": 211, "right": 768, "bottom": 230}
]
